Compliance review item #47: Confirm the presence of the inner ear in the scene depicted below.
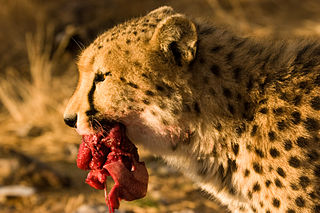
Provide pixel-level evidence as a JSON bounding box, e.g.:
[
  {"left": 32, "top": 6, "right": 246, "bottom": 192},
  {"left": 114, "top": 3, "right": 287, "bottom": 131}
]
[
  {"left": 151, "top": 14, "right": 198, "bottom": 66},
  {"left": 168, "top": 41, "right": 183, "bottom": 66}
]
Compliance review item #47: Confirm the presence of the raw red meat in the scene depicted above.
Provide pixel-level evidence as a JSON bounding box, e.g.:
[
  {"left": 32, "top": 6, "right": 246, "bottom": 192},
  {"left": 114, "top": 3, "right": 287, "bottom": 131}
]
[{"left": 76, "top": 123, "right": 148, "bottom": 212}]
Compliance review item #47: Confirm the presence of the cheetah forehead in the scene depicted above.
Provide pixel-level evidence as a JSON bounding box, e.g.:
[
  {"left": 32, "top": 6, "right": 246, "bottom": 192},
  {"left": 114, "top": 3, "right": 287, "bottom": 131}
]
[{"left": 92, "top": 6, "right": 177, "bottom": 48}]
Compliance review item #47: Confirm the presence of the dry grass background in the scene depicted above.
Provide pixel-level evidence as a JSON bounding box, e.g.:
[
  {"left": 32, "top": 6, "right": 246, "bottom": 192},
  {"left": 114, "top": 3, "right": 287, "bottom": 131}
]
[{"left": 0, "top": 0, "right": 320, "bottom": 212}]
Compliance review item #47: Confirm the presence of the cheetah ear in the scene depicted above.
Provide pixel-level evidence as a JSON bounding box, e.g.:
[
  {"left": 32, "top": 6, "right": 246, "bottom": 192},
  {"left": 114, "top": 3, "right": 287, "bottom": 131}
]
[
  {"left": 151, "top": 14, "right": 198, "bottom": 66},
  {"left": 147, "top": 6, "right": 175, "bottom": 17}
]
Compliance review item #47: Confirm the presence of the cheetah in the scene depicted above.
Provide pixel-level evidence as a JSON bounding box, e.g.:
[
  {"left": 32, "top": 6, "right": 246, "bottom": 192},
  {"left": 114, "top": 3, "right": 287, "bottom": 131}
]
[{"left": 64, "top": 6, "right": 320, "bottom": 213}]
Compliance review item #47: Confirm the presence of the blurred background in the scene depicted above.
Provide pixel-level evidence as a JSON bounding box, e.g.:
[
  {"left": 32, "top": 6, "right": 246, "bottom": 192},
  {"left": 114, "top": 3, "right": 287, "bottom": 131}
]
[{"left": 1, "top": 0, "right": 320, "bottom": 212}]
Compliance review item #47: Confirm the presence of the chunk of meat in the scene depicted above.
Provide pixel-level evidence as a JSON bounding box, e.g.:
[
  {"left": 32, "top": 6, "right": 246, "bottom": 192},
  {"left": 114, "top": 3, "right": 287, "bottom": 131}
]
[{"left": 76, "top": 123, "right": 148, "bottom": 212}]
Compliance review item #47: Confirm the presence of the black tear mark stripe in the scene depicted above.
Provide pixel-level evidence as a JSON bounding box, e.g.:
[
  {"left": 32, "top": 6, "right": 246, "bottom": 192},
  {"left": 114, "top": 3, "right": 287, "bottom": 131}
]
[{"left": 86, "top": 79, "right": 99, "bottom": 116}]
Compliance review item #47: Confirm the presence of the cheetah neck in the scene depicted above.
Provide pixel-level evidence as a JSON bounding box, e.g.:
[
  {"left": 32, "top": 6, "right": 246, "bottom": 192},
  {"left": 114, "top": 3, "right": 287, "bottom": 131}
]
[{"left": 165, "top": 23, "right": 318, "bottom": 209}]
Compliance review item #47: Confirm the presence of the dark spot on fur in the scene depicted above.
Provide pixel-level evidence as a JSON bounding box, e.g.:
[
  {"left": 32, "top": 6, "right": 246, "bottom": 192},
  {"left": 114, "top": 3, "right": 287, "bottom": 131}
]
[
  {"left": 235, "top": 123, "right": 245, "bottom": 136},
  {"left": 284, "top": 140, "right": 293, "bottom": 151},
  {"left": 226, "top": 52, "right": 234, "bottom": 62},
  {"left": 228, "top": 159, "right": 238, "bottom": 172},
  {"left": 251, "top": 125, "right": 258, "bottom": 136},
  {"left": 270, "top": 148, "right": 280, "bottom": 158},
  {"left": 232, "top": 143, "right": 239, "bottom": 156},
  {"left": 253, "top": 182, "right": 261, "bottom": 192},
  {"left": 247, "top": 190, "right": 253, "bottom": 199},
  {"left": 244, "top": 169, "right": 250, "bottom": 177},
  {"left": 141, "top": 73, "right": 148, "bottom": 78},
  {"left": 172, "top": 108, "right": 179, "bottom": 115},
  {"left": 314, "top": 165, "right": 320, "bottom": 177},
  {"left": 309, "top": 191, "right": 316, "bottom": 199},
  {"left": 299, "top": 81, "right": 308, "bottom": 89},
  {"left": 291, "top": 111, "right": 301, "bottom": 124},
  {"left": 315, "top": 75, "right": 320, "bottom": 85},
  {"left": 265, "top": 180, "right": 271, "bottom": 187},
  {"left": 210, "top": 64, "right": 221, "bottom": 76},
  {"left": 296, "top": 137, "right": 309, "bottom": 148},
  {"left": 255, "top": 148, "right": 264, "bottom": 158},
  {"left": 218, "top": 164, "right": 224, "bottom": 179},
  {"left": 277, "top": 167, "right": 286, "bottom": 177},
  {"left": 98, "top": 45, "right": 103, "bottom": 49},
  {"left": 295, "top": 196, "right": 305, "bottom": 207},
  {"left": 247, "top": 76, "right": 254, "bottom": 91},
  {"left": 126, "top": 39, "right": 131, "bottom": 44},
  {"left": 299, "top": 176, "right": 310, "bottom": 188},
  {"left": 307, "top": 150, "right": 319, "bottom": 161},
  {"left": 289, "top": 156, "right": 301, "bottom": 168},
  {"left": 229, "top": 187, "right": 237, "bottom": 195},
  {"left": 275, "top": 178, "right": 282, "bottom": 188},
  {"left": 251, "top": 206, "right": 257, "bottom": 213},
  {"left": 272, "top": 198, "right": 280, "bottom": 208},
  {"left": 268, "top": 131, "right": 276, "bottom": 141},
  {"left": 273, "top": 107, "right": 284, "bottom": 115},
  {"left": 162, "top": 119, "right": 169, "bottom": 126},
  {"left": 277, "top": 120, "right": 286, "bottom": 131},
  {"left": 128, "top": 82, "right": 138, "bottom": 89},
  {"left": 233, "top": 67, "right": 241, "bottom": 81},
  {"left": 216, "top": 123, "right": 222, "bottom": 131},
  {"left": 223, "top": 88, "right": 232, "bottom": 98},
  {"left": 314, "top": 205, "right": 320, "bottom": 213},
  {"left": 145, "top": 90, "right": 154, "bottom": 96},
  {"left": 142, "top": 99, "right": 150, "bottom": 105},
  {"left": 291, "top": 183, "right": 299, "bottom": 190},
  {"left": 259, "top": 99, "right": 269, "bottom": 105},
  {"left": 304, "top": 118, "right": 320, "bottom": 132},
  {"left": 133, "top": 61, "right": 142, "bottom": 68},
  {"left": 156, "top": 85, "right": 165, "bottom": 92},
  {"left": 259, "top": 107, "right": 268, "bottom": 114},
  {"left": 269, "top": 165, "right": 273, "bottom": 172},
  {"left": 253, "top": 162, "right": 263, "bottom": 174},
  {"left": 193, "top": 102, "right": 201, "bottom": 114},
  {"left": 286, "top": 209, "right": 296, "bottom": 213}
]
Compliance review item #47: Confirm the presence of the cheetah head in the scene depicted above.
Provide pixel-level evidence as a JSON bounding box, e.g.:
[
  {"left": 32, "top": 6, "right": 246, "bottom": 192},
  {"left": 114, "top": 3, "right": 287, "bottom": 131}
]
[{"left": 64, "top": 6, "right": 198, "bottom": 154}]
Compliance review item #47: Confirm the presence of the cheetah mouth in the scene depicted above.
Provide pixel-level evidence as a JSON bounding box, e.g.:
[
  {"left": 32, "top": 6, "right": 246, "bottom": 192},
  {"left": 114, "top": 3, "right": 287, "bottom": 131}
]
[{"left": 76, "top": 121, "right": 148, "bottom": 212}]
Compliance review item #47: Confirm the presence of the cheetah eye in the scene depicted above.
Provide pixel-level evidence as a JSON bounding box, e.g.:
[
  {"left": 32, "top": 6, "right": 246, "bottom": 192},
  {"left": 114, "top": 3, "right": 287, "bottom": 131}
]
[{"left": 94, "top": 72, "right": 111, "bottom": 83}]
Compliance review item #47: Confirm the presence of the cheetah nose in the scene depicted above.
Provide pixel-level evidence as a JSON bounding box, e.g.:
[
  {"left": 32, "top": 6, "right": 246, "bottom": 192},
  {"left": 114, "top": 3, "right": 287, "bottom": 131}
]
[{"left": 64, "top": 114, "right": 77, "bottom": 128}]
